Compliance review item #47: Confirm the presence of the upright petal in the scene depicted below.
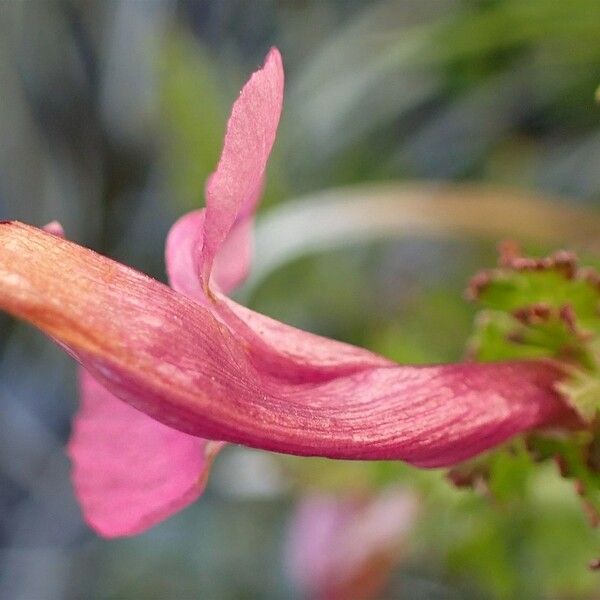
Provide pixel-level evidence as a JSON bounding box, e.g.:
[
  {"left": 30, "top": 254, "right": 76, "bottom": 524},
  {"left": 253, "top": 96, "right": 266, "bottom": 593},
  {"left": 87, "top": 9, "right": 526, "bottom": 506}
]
[
  {"left": 164, "top": 47, "right": 391, "bottom": 377},
  {"left": 198, "top": 47, "right": 284, "bottom": 290},
  {"left": 68, "top": 371, "right": 220, "bottom": 537},
  {"left": 166, "top": 49, "right": 282, "bottom": 296},
  {"left": 0, "top": 223, "right": 574, "bottom": 468}
]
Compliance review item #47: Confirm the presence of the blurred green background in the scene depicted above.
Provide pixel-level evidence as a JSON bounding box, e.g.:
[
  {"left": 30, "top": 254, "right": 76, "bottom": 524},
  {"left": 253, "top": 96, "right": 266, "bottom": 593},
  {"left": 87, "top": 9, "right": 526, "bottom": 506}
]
[{"left": 1, "top": 1, "right": 600, "bottom": 598}]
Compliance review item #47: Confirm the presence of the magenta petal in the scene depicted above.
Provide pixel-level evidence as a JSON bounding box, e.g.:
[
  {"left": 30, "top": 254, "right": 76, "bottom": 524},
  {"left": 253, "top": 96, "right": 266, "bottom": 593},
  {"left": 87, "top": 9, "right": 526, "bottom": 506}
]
[
  {"left": 216, "top": 297, "right": 392, "bottom": 380},
  {"left": 43, "top": 220, "right": 65, "bottom": 237},
  {"left": 68, "top": 370, "right": 220, "bottom": 537},
  {"left": 0, "top": 223, "right": 573, "bottom": 468},
  {"left": 165, "top": 211, "right": 392, "bottom": 376},
  {"left": 165, "top": 209, "right": 207, "bottom": 301},
  {"left": 166, "top": 209, "right": 253, "bottom": 297},
  {"left": 211, "top": 219, "right": 254, "bottom": 293},
  {"left": 166, "top": 212, "right": 394, "bottom": 378},
  {"left": 199, "top": 48, "right": 284, "bottom": 288},
  {"left": 165, "top": 48, "right": 282, "bottom": 297}
]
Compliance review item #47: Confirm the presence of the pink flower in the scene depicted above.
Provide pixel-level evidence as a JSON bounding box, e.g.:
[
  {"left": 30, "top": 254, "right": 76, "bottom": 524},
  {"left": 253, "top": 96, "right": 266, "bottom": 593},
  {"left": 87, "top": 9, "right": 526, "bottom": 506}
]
[
  {"left": 286, "top": 489, "right": 418, "bottom": 600},
  {"left": 0, "top": 49, "right": 572, "bottom": 537}
]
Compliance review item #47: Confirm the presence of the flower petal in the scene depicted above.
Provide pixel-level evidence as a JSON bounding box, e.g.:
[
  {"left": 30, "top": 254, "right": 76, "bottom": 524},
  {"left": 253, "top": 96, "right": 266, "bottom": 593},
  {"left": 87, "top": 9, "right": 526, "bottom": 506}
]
[
  {"left": 164, "top": 46, "right": 390, "bottom": 377},
  {"left": 68, "top": 370, "right": 220, "bottom": 537},
  {"left": 43, "top": 220, "right": 65, "bottom": 237},
  {"left": 198, "top": 47, "right": 284, "bottom": 290},
  {"left": 165, "top": 209, "right": 208, "bottom": 301},
  {"left": 165, "top": 208, "right": 391, "bottom": 379},
  {"left": 166, "top": 208, "right": 253, "bottom": 298},
  {"left": 216, "top": 297, "right": 392, "bottom": 380},
  {"left": 166, "top": 47, "right": 282, "bottom": 296},
  {"left": 0, "top": 222, "right": 572, "bottom": 468}
]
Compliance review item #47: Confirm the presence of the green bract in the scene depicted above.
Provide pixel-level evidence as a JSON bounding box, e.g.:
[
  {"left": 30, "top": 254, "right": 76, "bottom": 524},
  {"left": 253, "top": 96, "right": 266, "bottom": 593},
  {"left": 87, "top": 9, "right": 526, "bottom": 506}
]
[
  {"left": 469, "top": 243, "right": 600, "bottom": 419},
  {"left": 466, "top": 242, "right": 600, "bottom": 524}
]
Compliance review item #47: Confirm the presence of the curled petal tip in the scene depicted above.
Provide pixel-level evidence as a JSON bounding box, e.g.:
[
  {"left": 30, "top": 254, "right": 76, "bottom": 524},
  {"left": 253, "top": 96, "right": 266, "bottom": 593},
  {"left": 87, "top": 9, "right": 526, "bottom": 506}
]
[
  {"left": 43, "top": 220, "right": 65, "bottom": 238},
  {"left": 266, "top": 46, "right": 283, "bottom": 69}
]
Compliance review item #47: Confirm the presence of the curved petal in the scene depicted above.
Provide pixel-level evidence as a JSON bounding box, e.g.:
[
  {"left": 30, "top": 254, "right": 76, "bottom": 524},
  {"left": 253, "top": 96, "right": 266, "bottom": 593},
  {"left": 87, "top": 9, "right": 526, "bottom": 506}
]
[
  {"left": 68, "top": 371, "right": 220, "bottom": 537},
  {"left": 165, "top": 209, "right": 208, "bottom": 301},
  {"left": 217, "top": 297, "right": 392, "bottom": 380},
  {"left": 165, "top": 203, "right": 390, "bottom": 380},
  {"left": 43, "top": 220, "right": 65, "bottom": 237},
  {"left": 0, "top": 223, "right": 573, "bottom": 468},
  {"left": 166, "top": 209, "right": 253, "bottom": 298},
  {"left": 166, "top": 49, "right": 283, "bottom": 298},
  {"left": 166, "top": 211, "right": 392, "bottom": 379},
  {"left": 164, "top": 46, "right": 389, "bottom": 379},
  {"left": 198, "top": 47, "right": 284, "bottom": 290}
]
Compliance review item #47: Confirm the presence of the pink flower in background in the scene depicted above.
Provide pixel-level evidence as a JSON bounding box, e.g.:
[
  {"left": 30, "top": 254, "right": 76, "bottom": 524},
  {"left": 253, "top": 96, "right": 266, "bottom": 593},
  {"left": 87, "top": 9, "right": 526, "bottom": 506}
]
[
  {"left": 286, "top": 489, "right": 418, "bottom": 600},
  {"left": 0, "top": 48, "right": 574, "bottom": 537}
]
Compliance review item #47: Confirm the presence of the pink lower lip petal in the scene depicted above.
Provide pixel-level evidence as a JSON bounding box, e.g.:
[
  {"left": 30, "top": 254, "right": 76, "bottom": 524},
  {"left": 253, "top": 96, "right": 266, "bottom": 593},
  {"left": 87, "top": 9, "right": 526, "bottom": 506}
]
[{"left": 69, "top": 370, "right": 216, "bottom": 537}]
